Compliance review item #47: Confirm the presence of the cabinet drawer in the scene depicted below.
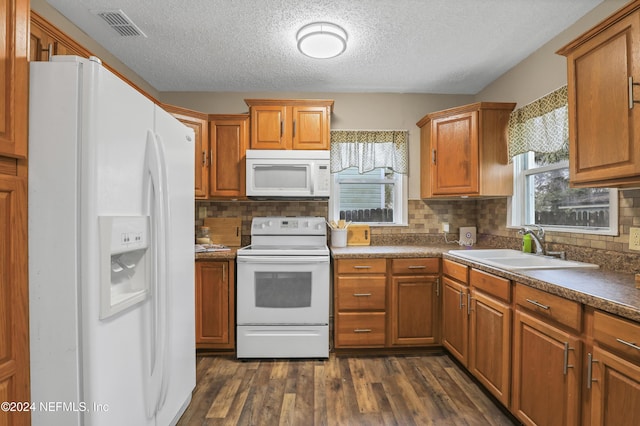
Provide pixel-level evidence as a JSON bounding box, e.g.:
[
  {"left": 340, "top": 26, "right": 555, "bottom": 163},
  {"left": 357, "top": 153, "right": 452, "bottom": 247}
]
[
  {"left": 336, "top": 276, "right": 386, "bottom": 311},
  {"left": 336, "top": 312, "right": 386, "bottom": 347},
  {"left": 515, "top": 283, "right": 582, "bottom": 332},
  {"left": 443, "top": 259, "right": 468, "bottom": 283},
  {"left": 336, "top": 258, "right": 387, "bottom": 274},
  {"left": 470, "top": 268, "right": 510, "bottom": 302},
  {"left": 593, "top": 310, "right": 640, "bottom": 362},
  {"left": 391, "top": 258, "right": 439, "bottom": 275}
]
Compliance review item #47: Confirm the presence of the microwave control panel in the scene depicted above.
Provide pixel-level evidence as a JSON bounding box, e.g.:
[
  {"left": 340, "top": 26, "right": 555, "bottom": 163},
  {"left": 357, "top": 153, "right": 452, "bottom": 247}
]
[{"left": 315, "top": 163, "right": 330, "bottom": 194}]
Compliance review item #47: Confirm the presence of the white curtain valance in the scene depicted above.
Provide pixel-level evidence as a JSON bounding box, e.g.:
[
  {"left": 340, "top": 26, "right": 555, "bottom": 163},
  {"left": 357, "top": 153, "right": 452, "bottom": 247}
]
[
  {"left": 330, "top": 130, "right": 408, "bottom": 174},
  {"left": 507, "top": 85, "right": 568, "bottom": 162}
]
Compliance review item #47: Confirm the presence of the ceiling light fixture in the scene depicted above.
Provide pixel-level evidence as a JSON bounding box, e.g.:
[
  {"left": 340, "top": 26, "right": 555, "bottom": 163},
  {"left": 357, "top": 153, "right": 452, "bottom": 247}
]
[{"left": 296, "top": 22, "right": 347, "bottom": 59}]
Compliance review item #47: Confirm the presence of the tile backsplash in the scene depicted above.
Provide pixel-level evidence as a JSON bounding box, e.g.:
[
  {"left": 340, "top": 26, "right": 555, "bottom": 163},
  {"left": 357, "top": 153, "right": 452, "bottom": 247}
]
[{"left": 196, "top": 190, "right": 640, "bottom": 273}]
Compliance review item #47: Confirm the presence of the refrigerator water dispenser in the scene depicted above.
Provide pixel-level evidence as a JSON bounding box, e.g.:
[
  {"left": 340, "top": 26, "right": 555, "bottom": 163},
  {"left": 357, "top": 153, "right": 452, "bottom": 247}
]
[{"left": 99, "top": 216, "right": 150, "bottom": 319}]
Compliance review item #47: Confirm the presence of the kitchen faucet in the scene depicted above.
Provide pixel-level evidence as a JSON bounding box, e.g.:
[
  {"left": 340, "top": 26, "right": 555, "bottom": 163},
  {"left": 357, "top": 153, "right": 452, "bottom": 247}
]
[{"left": 519, "top": 225, "right": 545, "bottom": 255}]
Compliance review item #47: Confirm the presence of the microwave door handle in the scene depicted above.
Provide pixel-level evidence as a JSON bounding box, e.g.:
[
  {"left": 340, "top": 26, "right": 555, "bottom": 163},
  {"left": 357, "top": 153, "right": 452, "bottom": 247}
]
[{"left": 310, "top": 163, "right": 315, "bottom": 195}]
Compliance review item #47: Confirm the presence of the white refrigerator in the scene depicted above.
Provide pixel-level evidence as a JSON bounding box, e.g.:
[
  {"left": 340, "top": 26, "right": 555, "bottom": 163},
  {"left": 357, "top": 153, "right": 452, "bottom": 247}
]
[{"left": 28, "top": 56, "right": 195, "bottom": 425}]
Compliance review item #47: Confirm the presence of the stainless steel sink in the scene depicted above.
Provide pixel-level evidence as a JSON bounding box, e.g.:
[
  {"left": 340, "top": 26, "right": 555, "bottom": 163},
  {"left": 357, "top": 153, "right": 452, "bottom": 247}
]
[{"left": 448, "top": 249, "right": 599, "bottom": 270}]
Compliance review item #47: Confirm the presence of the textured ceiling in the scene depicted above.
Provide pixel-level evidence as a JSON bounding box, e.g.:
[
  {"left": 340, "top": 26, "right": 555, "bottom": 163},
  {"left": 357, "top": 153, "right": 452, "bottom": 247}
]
[{"left": 47, "top": 0, "right": 603, "bottom": 94}]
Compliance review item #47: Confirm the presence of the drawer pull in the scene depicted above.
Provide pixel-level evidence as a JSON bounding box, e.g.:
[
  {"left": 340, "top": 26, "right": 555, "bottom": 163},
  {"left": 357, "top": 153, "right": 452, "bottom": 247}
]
[
  {"left": 629, "top": 76, "right": 640, "bottom": 109},
  {"left": 353, "top": 265, "right": 372, "bottom": 269},
  {"left": 408, "top": 265, "right": 426, "bottom": 269},
  {"left": 616, "top": 338, "right": 640, "bottom": 351},
  {"left": 353, "top": 329, "right": 372, "bottom": 333},
  {"left": 352, "top": 293, "right": 372, "bottom": 297},
  {"left": 587, "top": 353, "right": 598, "bottom": 390},
  {"left": 526, "top": 299, "right": 550, "bottom": 310}
]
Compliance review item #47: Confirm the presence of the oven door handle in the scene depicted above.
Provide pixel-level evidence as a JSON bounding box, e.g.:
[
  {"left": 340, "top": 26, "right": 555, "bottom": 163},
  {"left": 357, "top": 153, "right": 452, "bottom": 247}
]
[{"left": 237, "top": 256, "right": 329, "bottom": 264}]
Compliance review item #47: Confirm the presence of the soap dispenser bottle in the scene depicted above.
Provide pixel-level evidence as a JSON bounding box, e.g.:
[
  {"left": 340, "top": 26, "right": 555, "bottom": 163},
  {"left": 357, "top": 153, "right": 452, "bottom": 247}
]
[{"left": 522, "top": 233, "right": 532, "bottom": 253}]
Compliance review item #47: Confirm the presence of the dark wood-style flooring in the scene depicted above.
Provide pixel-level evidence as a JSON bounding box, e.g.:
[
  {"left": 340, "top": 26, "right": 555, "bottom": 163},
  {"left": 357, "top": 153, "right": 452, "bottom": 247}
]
[{"left": 177, "top": 353, "right": 518, "bottom": 425}]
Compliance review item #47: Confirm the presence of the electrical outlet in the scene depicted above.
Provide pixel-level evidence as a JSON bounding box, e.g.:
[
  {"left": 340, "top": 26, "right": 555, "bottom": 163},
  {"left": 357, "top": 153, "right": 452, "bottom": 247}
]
[
  {"left": 630, "top": 227, "right": 640, "bottom": 250},
  {"left": 442, "top": 222, "right": 450, "bottom": 233}
]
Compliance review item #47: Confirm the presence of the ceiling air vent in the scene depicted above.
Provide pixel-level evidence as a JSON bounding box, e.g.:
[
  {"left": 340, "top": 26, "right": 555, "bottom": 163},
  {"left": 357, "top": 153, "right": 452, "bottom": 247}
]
[{"left": 93, "top": 9, "right": 147, "bottom": 37}]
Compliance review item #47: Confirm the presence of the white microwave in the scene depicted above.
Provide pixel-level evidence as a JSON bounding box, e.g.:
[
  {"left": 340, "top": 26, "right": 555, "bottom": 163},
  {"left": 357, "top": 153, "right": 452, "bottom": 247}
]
[{"left": 246, "top": 150, "right": 331, "bottom": 199}]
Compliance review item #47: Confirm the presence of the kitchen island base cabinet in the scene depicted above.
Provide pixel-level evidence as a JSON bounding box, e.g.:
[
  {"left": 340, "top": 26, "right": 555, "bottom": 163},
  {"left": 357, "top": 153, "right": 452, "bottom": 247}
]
[{"left": 195, "top": 260, "right": 235, "bottom": 350}]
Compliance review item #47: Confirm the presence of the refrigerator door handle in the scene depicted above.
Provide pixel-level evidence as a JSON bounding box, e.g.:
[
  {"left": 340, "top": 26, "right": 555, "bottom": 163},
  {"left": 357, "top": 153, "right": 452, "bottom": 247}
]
[{"left": 142, "top": 130, "right": 171, "bottom": 417}]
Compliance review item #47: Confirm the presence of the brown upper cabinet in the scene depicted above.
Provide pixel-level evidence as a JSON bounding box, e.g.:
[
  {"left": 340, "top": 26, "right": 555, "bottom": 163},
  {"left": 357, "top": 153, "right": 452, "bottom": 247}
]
[
  {"left": 163, "top": 105, "right": 211, "bottom": 199},
  {"left": 208, "top": 114, "right": 249, "bottom": 198},
  {"left": 558, "top": 0, "right": 640, "bottom": 188},
  {"left": 245, "top": 99, "right": 333, "bottom": 150},
  {"left": 165, "top": 106, "right": 249, "bottom": 200},
  {"left": 1, "top": 0, "right": 29, "bottom": 159},
  {"left": 417, "top": 102, "right": 515, "bottom": 198}
]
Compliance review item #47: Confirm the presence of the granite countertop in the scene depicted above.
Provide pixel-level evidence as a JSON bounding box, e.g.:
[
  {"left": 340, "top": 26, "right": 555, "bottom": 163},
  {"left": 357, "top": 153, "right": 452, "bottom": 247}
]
[
  {"left": 331, "top": 244, "right": 640, "bottom": 323},
  {"left": 195, "top": 246, "right": 239, "bottom": 260}
]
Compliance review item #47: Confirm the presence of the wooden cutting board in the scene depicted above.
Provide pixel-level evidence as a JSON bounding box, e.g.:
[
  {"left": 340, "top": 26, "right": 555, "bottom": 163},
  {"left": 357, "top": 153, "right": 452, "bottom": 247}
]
[
  {"left": 347, "top": 224, "right": 370, "bottom": 246},
  {"left": 203, "top": 217, "right": 242, "bottom": 247}
]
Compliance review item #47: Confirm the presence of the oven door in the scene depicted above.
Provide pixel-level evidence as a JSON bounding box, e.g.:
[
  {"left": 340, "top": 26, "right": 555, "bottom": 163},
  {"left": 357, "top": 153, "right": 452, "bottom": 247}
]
[{"left": 236, "top": 255, "right": 329, "bottom": 325}]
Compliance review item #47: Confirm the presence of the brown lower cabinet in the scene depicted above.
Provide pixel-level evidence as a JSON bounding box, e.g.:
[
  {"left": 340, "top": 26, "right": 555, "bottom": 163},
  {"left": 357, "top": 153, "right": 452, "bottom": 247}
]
[
  {"left": 195, "top": 260, "right": 235, "bottom": 350},
  {"left": 587, "top": 309, "right": 640, "bottom": 426},
  {"left": 334, "top": 257, "right": 440, "bottom": 349}
]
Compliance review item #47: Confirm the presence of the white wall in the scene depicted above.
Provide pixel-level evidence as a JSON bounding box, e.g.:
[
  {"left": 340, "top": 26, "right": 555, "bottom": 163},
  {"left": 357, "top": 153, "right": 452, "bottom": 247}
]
[{"left": 475, "top": 0, "right": 628, "bottom": 106}]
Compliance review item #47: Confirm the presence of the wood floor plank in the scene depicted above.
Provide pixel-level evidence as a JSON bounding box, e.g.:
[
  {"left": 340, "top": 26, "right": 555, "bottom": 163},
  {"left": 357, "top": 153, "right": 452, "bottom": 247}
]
[
  {"left": 178, "top": 354, "right": 518, "bottom": 426},
  {"left": 348, "top": 357, "right": 380, "bottom": 414}
]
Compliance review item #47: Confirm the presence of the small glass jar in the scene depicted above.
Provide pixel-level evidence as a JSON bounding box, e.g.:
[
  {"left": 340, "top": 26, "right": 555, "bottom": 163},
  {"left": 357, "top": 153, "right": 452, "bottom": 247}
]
[{"left": 196, "top": 226, "right": 210, "bottom": 244}]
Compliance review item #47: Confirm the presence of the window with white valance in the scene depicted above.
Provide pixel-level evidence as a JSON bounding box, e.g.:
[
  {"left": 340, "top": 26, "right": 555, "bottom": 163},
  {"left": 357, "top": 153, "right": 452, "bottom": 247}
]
[
  {"left": 330, "top": 130, "right": 408, "bottom": 174},
  {"left": 329, "top": 130, "right": 408, "bottom": 226}
]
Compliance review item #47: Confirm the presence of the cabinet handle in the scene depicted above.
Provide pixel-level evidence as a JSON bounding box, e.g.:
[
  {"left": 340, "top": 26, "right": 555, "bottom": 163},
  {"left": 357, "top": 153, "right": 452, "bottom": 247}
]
[
  {"left": 459, "top": 290, "right": 465, "bottom": 310},
  {"left": 563, "top": 342, "right": 574, "bottom": 375},
  {"left": 43, "top": 43, "right": 53, "bottom": 61},
  {"left": 629, "top": 77, "right": 640, "bottom": 109},
  {"left": 432, "top": 149, "right": 437, "bottom": 165},
  {"left": 353, "top": 329, "right": 372, "bottom": 333},
  {"left": 408, "top": 265, "right": 426, "bottom": 269},
  {"left": 587, "top": 352, "right": 599, "bottom": 390},
  {"left": 436, "top": 278, "right": 440, "bottom": 297},
  {"left": 353, "top": 293, "right": 372, "bottom": 297},
  {"left": 293, "top": 120, "right": 296, "bottom": 137},
  {"left": 353, "top": 265, "right": 372, "bottom": 269},
  {"left": 616, "top": 338, "right": 640, "bottom": 351},
  {"left": 280, "top": 120, "right": 284, "bottom": 138},
  {"left": 202, "top": 151, "right": 207, "bottom": 167},
  {"left": 526, "top": 298, "right": 550, "bottom": 310},
  {"left": 467, "top": 293, "right": 472, "bottom": 316}
]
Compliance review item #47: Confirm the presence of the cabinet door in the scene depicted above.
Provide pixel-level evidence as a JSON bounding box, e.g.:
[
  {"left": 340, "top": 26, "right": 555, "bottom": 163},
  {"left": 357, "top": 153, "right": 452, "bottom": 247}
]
[
  {"left": 469, "top": 290, "right": 511, "bottom": 406},
  {"left": 566, "top": 11, "right": 640, "bottom": 186},
  {"left": 442, "top": 276, "right": 469, "bottom": 366},
  {"left": 589, "top": 346, "right": 640, "bottom": 426},
  {"left": 171, "top": 113, "right": 209, "bottom": 198},
  {"left": 251, "top": 105, "right": 288, "bottom": 149},
  {"left": 0, "top": 175, "right": 29, "bottom": 426},
  {"left": 195, "top": 261, "right": 234, "bottom": 349},
  {"left": 209, "top": 116, "right": 248, "bottom": 197},
  {"left": 292, "top": 106, "right": 329, "bottom": 150},
  {"left": 389, "top": 275, "right": 439, "bottom": 346},
  {"left": 512, "top": 310, "right": 581, "bottom": 426},
  {"left": 0, "top": 0, "right": 28, "bottom": 158},
  {"left": 431, "top": 111, "right": 478, "bottom": 195}
]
